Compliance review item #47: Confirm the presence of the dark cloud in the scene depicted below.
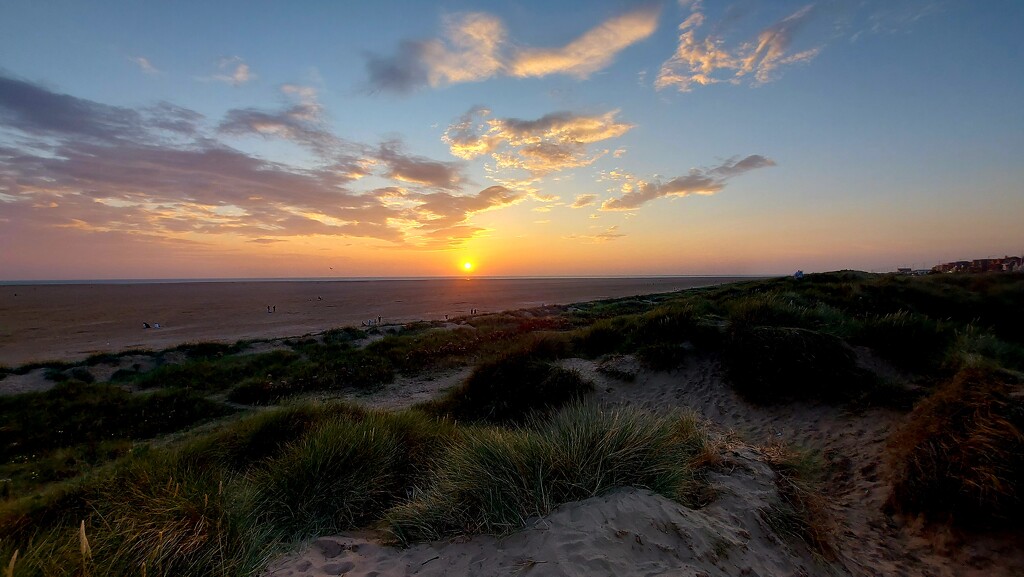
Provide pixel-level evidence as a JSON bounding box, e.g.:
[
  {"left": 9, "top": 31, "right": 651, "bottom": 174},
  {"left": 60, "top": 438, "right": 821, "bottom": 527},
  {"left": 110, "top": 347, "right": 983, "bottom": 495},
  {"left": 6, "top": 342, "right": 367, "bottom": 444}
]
[
  {"left": 364, "top": 42, "right": 431, "bottom": 94},
  {"left": 376, "top": 142, "right": 464, "bottom": 189},
  {"left": 601, "top": 155, "right": 775, "bottom": 211},
  {"left": 0, "top": 74, "right": 144, "bottom": 141}
]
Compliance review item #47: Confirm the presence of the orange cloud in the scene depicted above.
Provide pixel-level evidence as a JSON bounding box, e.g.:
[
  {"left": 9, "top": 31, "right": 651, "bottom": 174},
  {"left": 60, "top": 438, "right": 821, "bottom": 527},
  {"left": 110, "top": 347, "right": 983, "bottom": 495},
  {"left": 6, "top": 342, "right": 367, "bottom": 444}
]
[
  {"left": 444, "top": 108, "right": 633, "bottom": 176},
  {"left": 657, "top": 4, "right": 820, "bottom": 91},
  {"left": 365, "top": 7, "right": 658, "bottom": 92},
  {"left": 510, "top": 7, "right": 660, "bottom": 78}
]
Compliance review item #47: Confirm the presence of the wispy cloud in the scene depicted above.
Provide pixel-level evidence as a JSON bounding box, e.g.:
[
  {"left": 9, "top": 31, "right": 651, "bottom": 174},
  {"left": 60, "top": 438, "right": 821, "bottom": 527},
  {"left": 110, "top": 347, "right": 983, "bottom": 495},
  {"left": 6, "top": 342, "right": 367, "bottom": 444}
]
[
  {"left": 218, "top": 84, "right": 346, "bottom": 159},
  {"left": 213, "top": 57, "right": 254, "bottom": 86},
  {"left": 129, "top": 56, "right": 160, "bottom": 75},
  {"left": 444, "top": 107, "right": 633, "bottom": 176},
  {"left": 509, "top": 7, "right": 660, "bottom": 78},
  {"left": 570, "top": 225, "right": 626, "bottom": 243},
  {"left": 601, "top": 155, "right": 775, "bottom": 210},
  {"left": 656, "top": 3, "right": 820, "bottom": 92},
  {"left": 364, "top": 7, "right": 659, "bottom": 93}
]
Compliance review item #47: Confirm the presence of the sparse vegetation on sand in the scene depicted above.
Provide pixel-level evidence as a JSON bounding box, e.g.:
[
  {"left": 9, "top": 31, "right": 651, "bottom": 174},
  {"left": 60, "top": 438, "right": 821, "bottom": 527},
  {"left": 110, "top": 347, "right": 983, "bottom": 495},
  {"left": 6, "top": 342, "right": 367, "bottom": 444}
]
[{"left": 1, "top": 271, "right": 1023, "bottom": 575}]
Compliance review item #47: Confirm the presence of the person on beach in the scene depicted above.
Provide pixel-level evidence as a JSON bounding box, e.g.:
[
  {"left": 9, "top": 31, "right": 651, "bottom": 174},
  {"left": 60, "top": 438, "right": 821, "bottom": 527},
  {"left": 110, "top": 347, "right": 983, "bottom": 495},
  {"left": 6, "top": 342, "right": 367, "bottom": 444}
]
[
  {"left": 267, "top": 305, "right": 271, "bottom": 313},
  {"left": 143, "top": 322, "right": 151, "bottom": 329}
]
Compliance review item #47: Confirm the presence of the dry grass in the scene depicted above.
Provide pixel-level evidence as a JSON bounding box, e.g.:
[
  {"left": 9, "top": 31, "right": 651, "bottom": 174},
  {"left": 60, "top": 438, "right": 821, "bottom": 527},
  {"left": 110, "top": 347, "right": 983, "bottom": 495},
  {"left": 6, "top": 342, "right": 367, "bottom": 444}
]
[
  {"left": 886, "top": 368, "right": 1024, "bottom": 526},
  {"left": 759, "top": 443, "right": 836, "bottom": 560}
]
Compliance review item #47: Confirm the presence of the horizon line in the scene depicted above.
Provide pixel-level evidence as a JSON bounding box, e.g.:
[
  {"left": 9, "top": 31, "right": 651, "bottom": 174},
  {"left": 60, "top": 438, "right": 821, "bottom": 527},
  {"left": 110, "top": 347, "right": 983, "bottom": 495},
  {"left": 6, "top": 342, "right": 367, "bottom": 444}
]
[{"left": 0, "top": 274, "right": 781, "bottom": 286}]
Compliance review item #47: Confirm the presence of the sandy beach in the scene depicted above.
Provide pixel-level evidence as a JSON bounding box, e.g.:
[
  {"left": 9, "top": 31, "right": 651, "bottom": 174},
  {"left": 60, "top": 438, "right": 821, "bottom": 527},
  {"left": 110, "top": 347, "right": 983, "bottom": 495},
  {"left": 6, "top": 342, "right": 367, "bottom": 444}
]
[{"left": 0, "top": 277, "right": 752, "bottom": 366}]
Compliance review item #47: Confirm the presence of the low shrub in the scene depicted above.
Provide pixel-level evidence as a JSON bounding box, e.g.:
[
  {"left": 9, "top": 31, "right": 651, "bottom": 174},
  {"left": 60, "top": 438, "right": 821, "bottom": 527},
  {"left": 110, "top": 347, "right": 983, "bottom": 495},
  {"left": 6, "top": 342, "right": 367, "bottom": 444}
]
[
  {"left": 723, "top": 326, "right": 865, "bottom": 403},
  {"left": 852, "top": 310, "right": 954, "bottom": 373},
  {"left": 886, "top": 368, "right": 1024, "bottom": 527},
  {"left": 421, "top": 351, "right": 593, "bottom": 424},
  {"left": 0, "top": 383, "right": 234, "bottom": 462}
]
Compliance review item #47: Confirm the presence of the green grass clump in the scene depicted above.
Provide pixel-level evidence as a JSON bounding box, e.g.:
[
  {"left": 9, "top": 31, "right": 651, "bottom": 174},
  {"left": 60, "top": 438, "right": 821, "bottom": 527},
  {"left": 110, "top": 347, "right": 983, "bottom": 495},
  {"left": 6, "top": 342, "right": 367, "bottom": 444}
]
[
  {"left": 852, "top": 310, "right": 954, "bottom": 372},
  {"left": 246, "top": 418, "right": 405, "bottom": 537},
  {"left": 886, "top": 368, "right": 1024, "bottom": 527},
  {"left": 723, "top": 326, "right": 866, "bottom": 403},
  {"left": 384, "top": 403, "right": 709, "bottom": 544},
  {"left": 421, "top": 349, "right": 593, "bottom": 424}
]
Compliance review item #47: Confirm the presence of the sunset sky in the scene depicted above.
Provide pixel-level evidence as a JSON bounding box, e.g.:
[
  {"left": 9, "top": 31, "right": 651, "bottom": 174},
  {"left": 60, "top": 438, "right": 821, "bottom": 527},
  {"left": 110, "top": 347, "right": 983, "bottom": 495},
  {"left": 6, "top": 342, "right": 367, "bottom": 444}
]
[{"left": 1, "top": 0, "right": 1022, "bottom": 280}]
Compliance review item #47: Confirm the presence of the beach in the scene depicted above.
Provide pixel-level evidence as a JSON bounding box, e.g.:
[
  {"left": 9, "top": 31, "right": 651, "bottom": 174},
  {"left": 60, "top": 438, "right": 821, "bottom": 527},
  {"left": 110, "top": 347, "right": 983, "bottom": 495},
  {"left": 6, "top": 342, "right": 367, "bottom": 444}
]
[{"left": 0, "top": 277, "right": 753, "bottom": 366}]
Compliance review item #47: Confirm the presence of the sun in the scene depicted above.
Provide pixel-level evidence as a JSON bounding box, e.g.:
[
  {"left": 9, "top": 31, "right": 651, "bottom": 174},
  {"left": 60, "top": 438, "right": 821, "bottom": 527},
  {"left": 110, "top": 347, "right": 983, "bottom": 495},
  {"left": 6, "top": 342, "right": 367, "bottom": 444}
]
[{"left": 462, "top": 262, "right": 473, "bottom": 272}]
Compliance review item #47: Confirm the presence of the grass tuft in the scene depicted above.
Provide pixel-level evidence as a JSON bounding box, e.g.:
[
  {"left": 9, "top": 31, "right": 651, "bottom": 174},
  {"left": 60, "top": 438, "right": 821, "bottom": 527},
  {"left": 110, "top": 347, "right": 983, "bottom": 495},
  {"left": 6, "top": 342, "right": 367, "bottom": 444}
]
[
  {"left": 886, "top": 368, "right": 1024, "bottom": 527},
  {"left": 384, "top": 403, "right": 709, "bottom": 544},
  {"left": 420, "top": 350, "right": 592, "bottom": 425}
]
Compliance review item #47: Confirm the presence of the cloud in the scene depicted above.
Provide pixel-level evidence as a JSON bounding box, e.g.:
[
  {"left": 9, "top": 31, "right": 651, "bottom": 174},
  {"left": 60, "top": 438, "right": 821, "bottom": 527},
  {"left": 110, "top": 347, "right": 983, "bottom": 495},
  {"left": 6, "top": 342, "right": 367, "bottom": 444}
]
[
  {"left": 412, "top": 185, "right": 522, "bottom": 228},
  {"left": 0, "top": 74, "right": 145, "bottom": 141},
  {"left": 570, "top": 225, "right": 626, "bottom": 243},
  {"left": 376, "top": 142, "right": 464, "bottom": 189},
  {"left": 571, "top": 194, "right": 597, "bottom": 208},
  {"left": 601, "top": 154, "right": 774, "bottom": 211},
  {"left": 510, "top": 7, "right": 660, "bottom": 78},
  {"left": 364, "top": 8, "right": 657, "bottom": 93},
  {"left": 656, "top": 4, "right": 820, "bottom": 91},
  {"left": 213, "top": 57, "right": 254, "bottom": 85},
  {"left": 422, "top": 13, "right": 506, "bottom": 86},
  {"left": 444, "top": 107, "right": 633, "bottom": 176},
  {"left": 0, "top": 74, "right": 527, "bottom": 252},
  {"left": 129, "top": 56, "right": 160, "bottom": 75},
  {"left": 218, "top": 84, "right": 345, "bottom": 158}
]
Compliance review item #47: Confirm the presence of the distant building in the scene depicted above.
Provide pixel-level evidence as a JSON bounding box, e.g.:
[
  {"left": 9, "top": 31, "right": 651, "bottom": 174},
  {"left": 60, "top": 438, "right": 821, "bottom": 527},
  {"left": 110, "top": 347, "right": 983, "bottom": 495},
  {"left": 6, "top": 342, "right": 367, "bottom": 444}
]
[{"left": 931, "top": 255, "right": 1023, "bottom": 274}]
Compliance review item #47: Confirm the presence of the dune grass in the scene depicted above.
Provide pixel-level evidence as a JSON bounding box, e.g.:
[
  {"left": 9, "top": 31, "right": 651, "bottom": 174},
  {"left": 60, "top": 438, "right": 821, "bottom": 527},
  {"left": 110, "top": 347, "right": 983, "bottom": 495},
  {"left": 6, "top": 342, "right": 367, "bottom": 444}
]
[
  {"left": 419, "top": 345, "right": 592, "bottom": 425},
  {"left": 722, "top": 326, "right": 869, "bottom": 403},
  {"left": 759, "top": 444, "right": 835, "bottom": 559},
  {"left": 384, "top": 403, "right": 710, "bottom": 544},
  {"left": 0, "top": 402, "right": 710, "bottom": 577},
  {"left": 886, "top": 368, "right": 1024, "bottom": 527}
]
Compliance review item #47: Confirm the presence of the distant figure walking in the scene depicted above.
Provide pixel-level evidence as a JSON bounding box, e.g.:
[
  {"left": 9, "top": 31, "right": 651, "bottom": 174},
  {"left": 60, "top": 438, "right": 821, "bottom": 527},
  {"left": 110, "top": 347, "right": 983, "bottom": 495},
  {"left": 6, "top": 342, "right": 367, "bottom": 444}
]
[
  {"left": 267, "top": 305, "right": 272, "bottom": 313},
  {"left": 377, "top": 315, "right": 382, "bottom": 324},
  {"left": 273, "top": 305, "right": 276, "bottom": 313}
]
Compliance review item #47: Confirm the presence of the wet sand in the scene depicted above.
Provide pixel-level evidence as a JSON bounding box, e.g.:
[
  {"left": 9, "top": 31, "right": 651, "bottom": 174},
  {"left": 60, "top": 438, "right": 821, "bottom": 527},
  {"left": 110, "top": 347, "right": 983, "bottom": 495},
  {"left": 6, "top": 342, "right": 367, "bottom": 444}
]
[{"left": 0, "top": 277, "right": 755, "bottom": 366}]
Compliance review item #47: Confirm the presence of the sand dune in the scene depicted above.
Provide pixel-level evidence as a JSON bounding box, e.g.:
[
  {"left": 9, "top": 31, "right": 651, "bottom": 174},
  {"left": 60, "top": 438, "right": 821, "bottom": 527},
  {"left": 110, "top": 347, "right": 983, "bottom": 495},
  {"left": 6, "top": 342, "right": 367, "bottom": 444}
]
[
  {"left": 266, "top": 354, "right": 1024, "bottom": 577},
  {"left": 265, "top": 448, "right": 829, "bottom": 577}
]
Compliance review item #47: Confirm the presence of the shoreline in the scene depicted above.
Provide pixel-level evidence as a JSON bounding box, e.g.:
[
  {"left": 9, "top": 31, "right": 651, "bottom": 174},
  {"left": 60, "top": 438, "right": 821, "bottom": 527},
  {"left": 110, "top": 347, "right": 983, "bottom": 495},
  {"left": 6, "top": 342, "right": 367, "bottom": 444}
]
[{"left": 0, "top": 276, "right": 761, "bottom": 366}]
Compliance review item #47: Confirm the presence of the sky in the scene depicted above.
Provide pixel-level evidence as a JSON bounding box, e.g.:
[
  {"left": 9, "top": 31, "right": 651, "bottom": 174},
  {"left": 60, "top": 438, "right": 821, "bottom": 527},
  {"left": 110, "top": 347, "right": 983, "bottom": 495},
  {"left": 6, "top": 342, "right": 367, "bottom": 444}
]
[{"left": 1, "top": 0, "right": 1022, "bottom": 280}]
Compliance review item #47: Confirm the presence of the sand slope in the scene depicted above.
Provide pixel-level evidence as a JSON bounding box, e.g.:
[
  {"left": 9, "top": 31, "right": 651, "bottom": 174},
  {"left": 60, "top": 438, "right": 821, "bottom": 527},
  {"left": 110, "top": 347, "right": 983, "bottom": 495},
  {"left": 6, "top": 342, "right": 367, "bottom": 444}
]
[
  {"left": 266, "top": 354, "right": 1024, "bottom": 577},
  {"left": 265, "top": 447, "right": 834, "bottom": 577}
]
